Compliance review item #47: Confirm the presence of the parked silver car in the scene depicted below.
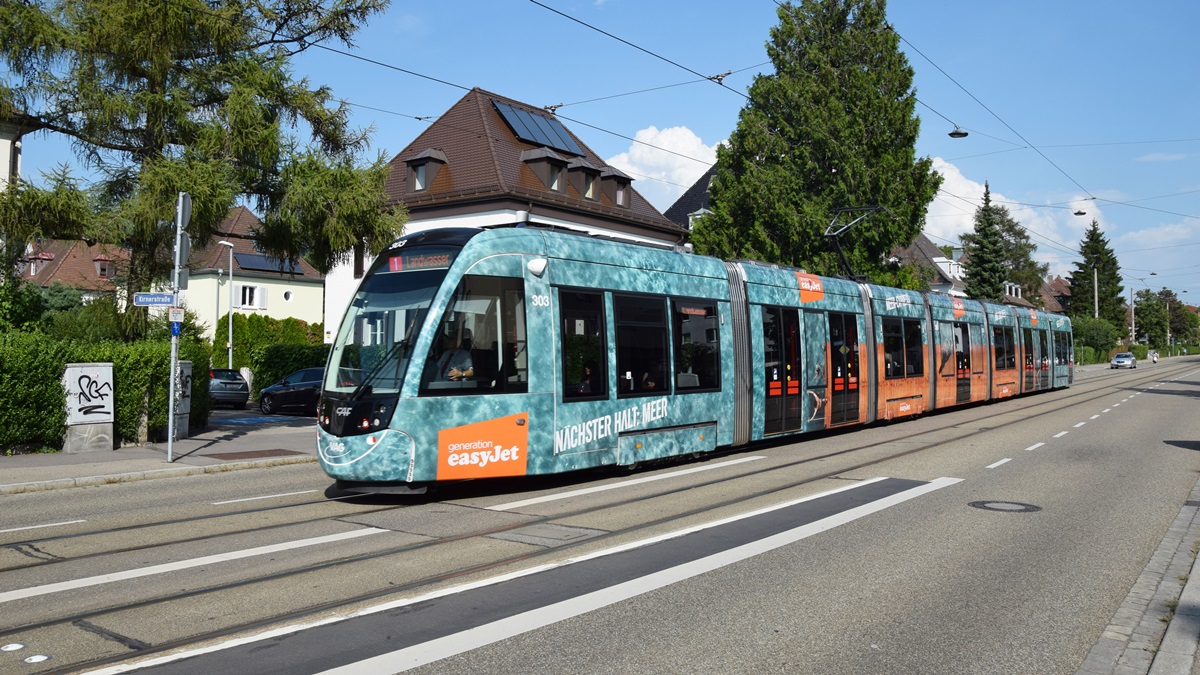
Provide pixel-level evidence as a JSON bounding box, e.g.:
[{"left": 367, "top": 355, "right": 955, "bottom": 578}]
[{"left": 1110, "top": 352, "right": 1137, "bottom": 369}]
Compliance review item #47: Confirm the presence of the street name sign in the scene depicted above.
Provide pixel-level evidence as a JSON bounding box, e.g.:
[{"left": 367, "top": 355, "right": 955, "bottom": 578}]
[{"left": 133, "top": 292, "right": 176, "bottom": 307}]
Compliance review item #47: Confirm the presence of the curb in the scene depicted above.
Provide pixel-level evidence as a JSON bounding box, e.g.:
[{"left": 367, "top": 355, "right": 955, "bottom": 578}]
[{"left": 0, "top": 455, "right": 318, "bottom": 496}]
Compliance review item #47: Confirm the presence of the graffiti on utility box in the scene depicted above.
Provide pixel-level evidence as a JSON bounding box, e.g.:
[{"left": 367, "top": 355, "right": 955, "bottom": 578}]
[{"left": 62, "top": 363, "right": 114, "bottom": 426}]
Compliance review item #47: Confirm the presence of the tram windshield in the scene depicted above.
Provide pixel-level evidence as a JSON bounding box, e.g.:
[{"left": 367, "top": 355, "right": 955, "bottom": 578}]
[{"left": 324, "top": 247, "right": 458, "bottom": 398}]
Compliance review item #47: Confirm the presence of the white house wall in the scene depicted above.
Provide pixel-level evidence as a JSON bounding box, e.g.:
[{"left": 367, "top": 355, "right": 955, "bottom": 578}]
[{"left": 181, "top": 274, "right": 324, "bottom": 344}]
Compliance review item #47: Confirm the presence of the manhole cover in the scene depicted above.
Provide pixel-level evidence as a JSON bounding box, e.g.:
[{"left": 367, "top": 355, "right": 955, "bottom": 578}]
[{"left": 968, "top": 500, "right": 1042, "bottom": 513}]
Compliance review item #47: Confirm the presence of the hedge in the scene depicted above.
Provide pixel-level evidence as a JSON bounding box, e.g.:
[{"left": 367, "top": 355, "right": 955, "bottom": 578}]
[{"left": 0, "top": 333, "right": 211, "bottom": 451}]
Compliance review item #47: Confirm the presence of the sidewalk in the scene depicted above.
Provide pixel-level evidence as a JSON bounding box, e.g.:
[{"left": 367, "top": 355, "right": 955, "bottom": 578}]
[{"left": 0, "top": 413, "right": 319, "bottom": 495}]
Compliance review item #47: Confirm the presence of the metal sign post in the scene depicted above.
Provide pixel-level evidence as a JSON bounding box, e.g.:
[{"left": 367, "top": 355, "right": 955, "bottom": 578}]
[{"left": 167, "top": 192, "right": 191, "bottom": 462}]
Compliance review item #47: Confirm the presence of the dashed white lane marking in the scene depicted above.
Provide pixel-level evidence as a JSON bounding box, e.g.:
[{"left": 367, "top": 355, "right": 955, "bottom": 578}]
[
  {"left": 488, "top": 456, "right": 766, "bottom": 511},
  {"left": 0, "top": 528, "right": 387, "bottom": 604},
  {"left": 1103, "top": 409, "right": 1112, "bottom": 413},
  {"left": 213, "top": 490, "right": 319, "bottom": 505},
  {"left": 1113, "top": 404, "right": 1121, "bottom": 407},
  {"left": 0, "top": 520, "right": 86, "bottom": 535},
  {"left": 986, "top": 459, "right": 1012, "bottom": 469},
  {"left": 1074, "top": 422, "right": 1087, "bottom": 428},
  {"left": 1054, "top": 431, "right": 1069, "bottom": 438},
  {"left": 1090, "top": 415, "right": 1100, "bottom": 420},
  {"left": 1025, "top": 443, "right": 1045, "bottom": 452}
]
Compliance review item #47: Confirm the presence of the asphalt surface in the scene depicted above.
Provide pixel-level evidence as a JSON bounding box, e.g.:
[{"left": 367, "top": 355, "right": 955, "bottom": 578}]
[{"left": 1, "top": 364, "right": 1199, "bottom": 674}]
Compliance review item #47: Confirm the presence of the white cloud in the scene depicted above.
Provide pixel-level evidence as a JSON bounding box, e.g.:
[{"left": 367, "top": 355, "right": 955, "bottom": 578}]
[
  {"left": 927, "top": 158, "right": 1098, "bottom": 278},
  {"left": 606, "top": 126, "right": 719, "bottom": 213}
]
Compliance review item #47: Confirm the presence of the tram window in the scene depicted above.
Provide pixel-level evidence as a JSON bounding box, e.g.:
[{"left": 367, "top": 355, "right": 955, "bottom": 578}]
[
  {"left": 1053, "top": 331, "right": 1072, "bottom": 365},
  {"left": 614, "top": 294, "right": 669, "bottom": 397},
  {"left": 993, "top": 326, "right": 1017, "bottom": 370},
  {"left": 672, "top": 299, "right": 720, "bottom": 392},
  {"left": 561, "top": 290, "right": 607, "bottom": 400},
  {"left": 904, "top": 319, "right": 924, "bottom": 376},
  {"left": 883, "top": 317, "right": 923, "bottom": 379},
  {"left": 420, "top": 275, "right": 527, "bottom": 395}
]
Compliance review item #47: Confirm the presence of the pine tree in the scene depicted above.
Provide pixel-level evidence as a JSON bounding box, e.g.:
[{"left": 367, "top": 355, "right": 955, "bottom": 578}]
[
  {"left": 1066, "top": 220, "right": 1124, "bottom": 327},
  {"left": 962, "top": 184, "right": 1007, "bottom": 302},
  {"left": 959, "top": 192, "right": 1048, "bottom": 305},
  {"left": 0, "top": 0, "right": 405, "bottom": 339},
  {"left": 690, "top": 0, "right": 941, "bottom": 286}
]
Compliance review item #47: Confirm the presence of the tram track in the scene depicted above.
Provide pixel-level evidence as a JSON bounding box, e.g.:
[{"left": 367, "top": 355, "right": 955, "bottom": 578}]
[
  {"left": 7, "top": 362, "right": 1186, "bottom": 673},
  {"left": 0, "top": 362, "right": 1178, "bottom": 576}
]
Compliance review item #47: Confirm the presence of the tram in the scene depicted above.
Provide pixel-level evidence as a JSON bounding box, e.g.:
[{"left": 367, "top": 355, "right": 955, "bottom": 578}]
[{"left": 317, "top": 225, "right": 1072, "bottom": 492}]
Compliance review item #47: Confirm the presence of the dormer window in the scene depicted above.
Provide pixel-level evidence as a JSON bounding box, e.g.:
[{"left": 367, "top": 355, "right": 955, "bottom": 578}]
[
  {"left": 521, "top": 148, "right": 567, "bottom": 194},
  {"left": 404, "top": 148, "right": 447, "bottom": 193},
  {"left": 94, "top": 257, "right": 115, "bottom": 279},
  {"left": 600, "top": 166, "right": 632, "bottom": 208},
  {"left": 567, "top": 158, "right": 601, "bottom": 201}
]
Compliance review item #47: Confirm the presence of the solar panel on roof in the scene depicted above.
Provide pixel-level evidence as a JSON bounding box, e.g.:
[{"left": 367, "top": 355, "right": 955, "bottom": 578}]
[
  {"left": 234, "top": 252, "right": 301, "bottom": 274},
  {"left": 493, "top": 101, "right": 585, "bottom": 156}
]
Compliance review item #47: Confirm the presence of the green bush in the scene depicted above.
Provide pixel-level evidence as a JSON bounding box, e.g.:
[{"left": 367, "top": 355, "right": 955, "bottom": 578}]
[
  {"left": 250, "top": 343, "right": 331, "bottom": 398},
  {"left": 0, "top": 333, "right": 212, "bottom": 451}
]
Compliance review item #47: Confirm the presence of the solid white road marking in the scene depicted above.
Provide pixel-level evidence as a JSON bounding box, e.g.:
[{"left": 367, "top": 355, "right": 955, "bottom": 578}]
[
  {"left": 0, "top": 520, "right": 86, "bottom": 535},
  {"left": 488, "top": 456, "right": 767, "bottom": 511},
  {"left": 314, "top": 477, "right": 964, "bottom": 674},
  {"left": 986, "top": 459, "right": 1011, "bottom": 469},
  {"left": 0, "top": 528, "right": 386, "bottom": 604},
  {"left": 1025, "top": 443, "right": 1045, "bottom": 452},
  {"left": 89, "top": 477, "right": 962, "bottom": 675},
  {"left": 212, "top": 490, "right": 319, "bottom": 505}
]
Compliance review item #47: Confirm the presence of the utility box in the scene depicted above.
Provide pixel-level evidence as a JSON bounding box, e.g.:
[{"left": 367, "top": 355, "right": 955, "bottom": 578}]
[{"left": 62, "top": 363, "right": 115, "bottom": 453}]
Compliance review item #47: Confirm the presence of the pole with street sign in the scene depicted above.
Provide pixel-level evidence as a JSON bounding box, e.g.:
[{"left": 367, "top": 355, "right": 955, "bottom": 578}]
[{"left": 167, "top": 192, "right": 191, "bottom": 462}]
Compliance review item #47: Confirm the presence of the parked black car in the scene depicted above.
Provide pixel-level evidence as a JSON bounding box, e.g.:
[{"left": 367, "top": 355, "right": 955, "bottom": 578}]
[
  {"left": 260, "top": 367, "right": 324, "bottom": 414},
  {"left": 208, "top": 369, "right": 249, "bottom": 409}
]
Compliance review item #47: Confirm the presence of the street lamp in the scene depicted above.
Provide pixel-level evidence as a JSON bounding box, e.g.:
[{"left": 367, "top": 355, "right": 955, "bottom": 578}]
[{"left": 217, "top": 241, "right": 234, "bottom": 369}]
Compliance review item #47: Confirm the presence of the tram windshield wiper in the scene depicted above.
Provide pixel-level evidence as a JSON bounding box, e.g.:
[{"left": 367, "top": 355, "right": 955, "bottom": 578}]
[{"left": 349, "top": 338, "right": 411, "bottom": 401}]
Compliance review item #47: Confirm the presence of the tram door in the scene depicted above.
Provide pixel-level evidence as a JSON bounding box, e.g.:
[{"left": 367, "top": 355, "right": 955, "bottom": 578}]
[
  {"left": 1022, "top": 327, "right": 1035, "bottom": 391},
  {"left": 954, "top": 322, "right": 971, "bottom": 404},
  {"left": 828, "top": 312, "right": 860, "bottom": 426},
  {"left": 1037, "top": 330, "right": 1050, "bottom": 389},
  {"left": 762, "top": 307, "right": 803, "bottom": 434}
]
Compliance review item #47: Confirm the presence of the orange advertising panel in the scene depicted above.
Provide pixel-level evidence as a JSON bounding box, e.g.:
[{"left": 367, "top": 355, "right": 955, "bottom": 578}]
[
  {"left": 795, "top": 273, "right": 825, "bottom": 304},
  {"left": 1029, "top": 309, "right": 1038, "bottom": 326},
  {"left": 951, "top": 297, "right": 966, "bottom": 319},
  {"left": 437, "top": 412, "right": 529, "bottom": 480}
]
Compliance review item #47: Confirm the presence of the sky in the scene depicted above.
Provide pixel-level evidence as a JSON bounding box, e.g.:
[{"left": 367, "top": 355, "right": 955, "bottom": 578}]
[{"left": 16, "top": 0, "right": 1200, "bottom": 302}]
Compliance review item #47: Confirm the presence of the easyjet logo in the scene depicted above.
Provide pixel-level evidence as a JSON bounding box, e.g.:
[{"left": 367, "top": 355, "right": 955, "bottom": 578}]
[
  {"left": 951, "top": 297, "right": 966, "bottom": 318},
  {"left": 437, "top": 412, "right": 529, "bottom": 480},
  {"left": 795, "top": 272, "right": 825, "bottom": 303}
]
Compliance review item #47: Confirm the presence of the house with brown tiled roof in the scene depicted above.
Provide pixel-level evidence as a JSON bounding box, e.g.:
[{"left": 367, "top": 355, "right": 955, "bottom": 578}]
[
  {"left": 22, "top": 239, "right": 127, "bottom": 302},
  {"left": 177, "top": 206, "right": 324, "bottom": 347},
  {"left": 25, "top": 207, "right": 324, "bottom": 349},
  {"left": 323, "top": 87, "right": 685, "bottom": 341},
  {"left": 1040, "top": 275, "right": 1071, "bottom": 313}
]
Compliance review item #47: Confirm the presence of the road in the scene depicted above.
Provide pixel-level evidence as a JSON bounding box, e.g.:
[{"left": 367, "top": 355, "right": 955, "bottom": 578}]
[{"left": 1, "top": 360, "right": 1198, "bottom": 674}]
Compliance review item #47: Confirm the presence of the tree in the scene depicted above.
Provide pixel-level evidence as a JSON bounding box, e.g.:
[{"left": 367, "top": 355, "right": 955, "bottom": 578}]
[
  {"left": 1133, "top": 289, "right": 1166, "bottom": 347},
  {"left": 959, "top": 187, "right": 1048, "bottom": 305},
  {"left": 0, "top": 0, "right": 406, "bottom": 339},
  {"left": 961, "top": 184, "right": 1006, "bottom": 302},
  {"left": 690, "top": 0, "right": 941, "bottom": 286},
  {"left": 1066, "top": 220, "right": 1124, "bottom": 327},
  {"left": 1071, "top": 315, "right": 1119, "bottom": 360}
]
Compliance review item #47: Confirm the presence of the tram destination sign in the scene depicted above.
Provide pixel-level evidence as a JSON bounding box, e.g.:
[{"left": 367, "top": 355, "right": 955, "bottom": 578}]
[{"left": 133, "top": 292, "right": 176, "bottom": 307}]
